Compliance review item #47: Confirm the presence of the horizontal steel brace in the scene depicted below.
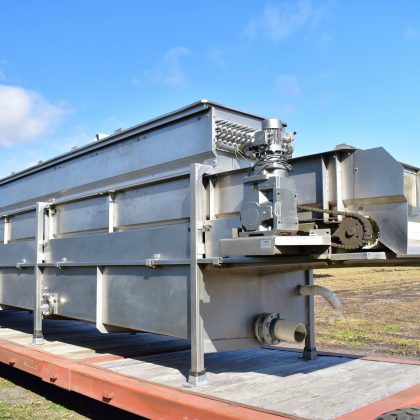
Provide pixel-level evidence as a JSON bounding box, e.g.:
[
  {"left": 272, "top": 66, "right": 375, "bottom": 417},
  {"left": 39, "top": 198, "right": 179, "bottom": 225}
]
[
  {"left": 1, "top": 255, "right": 419, "bottom": 270},
  {"left": 1, "top": 170, "right": 191, "bottom": 219},
  {"left": 0, "top": 260, "right": 191, "bottom": 268}
]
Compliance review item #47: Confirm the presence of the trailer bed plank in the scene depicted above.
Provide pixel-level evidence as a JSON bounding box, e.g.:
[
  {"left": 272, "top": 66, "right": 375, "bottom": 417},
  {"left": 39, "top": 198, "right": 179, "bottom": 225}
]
[{"left": 95, "top": 347, "right": 420, "bottom": 419}]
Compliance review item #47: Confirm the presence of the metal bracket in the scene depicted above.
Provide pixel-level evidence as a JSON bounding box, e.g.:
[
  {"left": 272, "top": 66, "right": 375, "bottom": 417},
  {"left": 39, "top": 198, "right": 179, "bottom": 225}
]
[
  {"left": 56, "top": 258, "right": 67, "bottom": 269},
  {"left": 145, "top": 254, "right": 161, "bottom": 268},
  {"left": 43, "top": 206, "right": 52, "bottom": 216},
  {"left": 16, "top": 259, "right": 27, "bottom": 270},
  {"left": 202, "top": 224, "right": 212, "bottom": 232},
  {"left": 212, "top": 257, "right": 223, "bottom": 267}
]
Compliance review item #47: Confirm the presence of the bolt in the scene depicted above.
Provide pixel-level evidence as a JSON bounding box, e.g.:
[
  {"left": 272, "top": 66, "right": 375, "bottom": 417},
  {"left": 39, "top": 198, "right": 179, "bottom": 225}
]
[{"left": 102, "top": 390, "right": 114, "bottom": 402}]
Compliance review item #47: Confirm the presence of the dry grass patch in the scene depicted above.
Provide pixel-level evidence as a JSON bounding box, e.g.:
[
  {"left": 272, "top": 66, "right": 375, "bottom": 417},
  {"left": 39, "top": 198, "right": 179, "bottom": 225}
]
[{"left": 313, "top": 266, "right": 420, "bottom": 358}]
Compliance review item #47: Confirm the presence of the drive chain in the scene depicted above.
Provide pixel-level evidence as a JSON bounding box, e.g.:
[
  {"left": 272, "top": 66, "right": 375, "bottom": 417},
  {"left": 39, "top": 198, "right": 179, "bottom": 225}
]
[{"left": 297, "top": 204, "right": 375, "bottom": 250}]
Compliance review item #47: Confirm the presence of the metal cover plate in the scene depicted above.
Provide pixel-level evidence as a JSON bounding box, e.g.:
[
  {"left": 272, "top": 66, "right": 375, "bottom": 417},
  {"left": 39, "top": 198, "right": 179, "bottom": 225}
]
[
  {"left": 220, "top": 234, "right": 331, "bottom": 257},
  {"left": 274, "top": 235, "right": 331, "bottom": 246}
]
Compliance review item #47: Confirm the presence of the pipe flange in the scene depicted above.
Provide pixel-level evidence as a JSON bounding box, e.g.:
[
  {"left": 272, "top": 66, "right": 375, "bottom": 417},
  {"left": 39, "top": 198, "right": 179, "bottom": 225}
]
[{"left": 255, "top": 312, "right": 282, "bottom": 346}]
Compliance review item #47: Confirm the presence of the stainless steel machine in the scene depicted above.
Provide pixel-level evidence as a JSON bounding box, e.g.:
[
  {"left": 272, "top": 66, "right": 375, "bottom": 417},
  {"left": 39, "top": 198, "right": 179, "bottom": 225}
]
[{"left": 0, "top": 100, "right": 419, "bottom": 384}]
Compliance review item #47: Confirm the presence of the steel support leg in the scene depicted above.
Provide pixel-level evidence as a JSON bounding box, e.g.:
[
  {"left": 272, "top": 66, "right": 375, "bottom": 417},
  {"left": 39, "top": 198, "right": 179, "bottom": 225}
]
[
  {"left": 32, "top": 202, "right": 49, "bottom": 345},
  {"left": 188, "top": 263, "right": 207, "bottom": 385},
  {"left": 303, "top": 269, "right": 318, "bottom": 360},
  {"left": 33, "top": 265, "right": 44, "bottom": 344},
  {"left": 188, "top": 164, "right": 210, "bottom": 386}
]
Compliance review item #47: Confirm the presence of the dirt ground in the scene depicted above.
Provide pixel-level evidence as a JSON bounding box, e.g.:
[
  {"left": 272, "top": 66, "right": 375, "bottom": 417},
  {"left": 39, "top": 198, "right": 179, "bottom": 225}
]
[
  {"left": 313, "top": 266, "right": 420, "bottom": 358},
  {"left": 0, "top": 266, "right": 418, "bottom": 418}
]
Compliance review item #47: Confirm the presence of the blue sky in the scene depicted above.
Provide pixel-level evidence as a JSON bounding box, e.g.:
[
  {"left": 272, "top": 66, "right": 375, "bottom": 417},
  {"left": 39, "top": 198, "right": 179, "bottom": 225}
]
[{"left": 0, "top": 0, "right": 419, "bottom": 178}]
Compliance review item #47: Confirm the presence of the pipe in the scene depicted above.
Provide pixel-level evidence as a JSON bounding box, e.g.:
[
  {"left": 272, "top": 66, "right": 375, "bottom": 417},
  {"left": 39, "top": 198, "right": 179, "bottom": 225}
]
[
  {"left": 273, "top": 320, "right": 307, "bottom": 343},
  {"left": 254, "top": 313, "right": 308, "bottom": 345},
  {"left": 298, "top": 285, "right": 342, "bottom": 310}
]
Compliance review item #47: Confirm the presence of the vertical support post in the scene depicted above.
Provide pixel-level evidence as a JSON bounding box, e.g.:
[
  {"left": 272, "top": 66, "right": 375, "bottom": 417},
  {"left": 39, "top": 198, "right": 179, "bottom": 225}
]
[
  {"left": 96, "top": 265, "right": 126, "bottom": 333},
  {"left": 188, "top": 164, "right": 209, "bottom": 386},
  {"left": 303, "top": 269, "right": 317, "bottom": 360},
  {"left": 208, "top": 178, "right": 216, "bottom": 221},
  {"left": 3, "top": 217, "right": 10, "bottom": 244},
  {"left": 47, "top": 208, "right": 55, "bottom": 240},
  {"left": 96, "top": 266, "right": 107, "bottom": 333},
  {"left": 108, "top": 193, "right": 116, "bottom": 233},
  {"left": 321, "top": 155, "right": 330, "bottom": 223},
  {"left": 334, "top": 154, "right": 344, "bottom": 221},
  {"left": 33, "top": 202, "right": 49, "bottom": 345}
]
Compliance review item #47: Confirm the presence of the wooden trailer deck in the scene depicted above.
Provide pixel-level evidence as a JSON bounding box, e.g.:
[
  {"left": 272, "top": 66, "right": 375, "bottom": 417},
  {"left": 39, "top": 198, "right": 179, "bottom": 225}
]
[{"left": 0, "top": 310, "right": 419, "bottom": 419}]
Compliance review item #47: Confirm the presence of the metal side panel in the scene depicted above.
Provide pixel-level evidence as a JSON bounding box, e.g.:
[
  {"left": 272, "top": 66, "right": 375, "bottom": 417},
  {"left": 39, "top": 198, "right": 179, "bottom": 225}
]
[
  {"left": 417, "top": 170, "right": 420, "bottom": 206},
  {"left": 102, "top": 266, "right": 190, "bottom": 338},
  {"left": 55, "top": 196, "right": 109, "bottom": 236},
  {"left": 362, "top": 202, "right": 409, "bottom": 255},
  {"left": 291, "top": 156, "right": 324, "bottom": 206},
  {"left": 342, "top": 147, "right": 405, "bottom": 205},
  {"left": 10, "top": 212, "right": 36, "bottom": 241},
  {"left": 0, "top": 241, "right": 35, "bottom": 265},
  {"left": 44, "top": 267, "right": 97, "bottom": 321},
  {"left": 408, "top": 220, "right": 420, "bottom": 254},
  {"left": 0, "top": 268, "right": 35, "bottom": 309},
  {"left": 205, "top": 216, "right": 240, "bottom": 258},
  {"left": 116, "top": 177, "right": 190, "bottom": 228},
  {"left": 213, "top": 171, "right": 244, "bottom": 216},
  {"left": 404, "top": 170, "right": 418, "bottom": 208},
  {"left": 0, "top": 114, "right": 212, "bottom": 211},
  {"left": 0, "top": 220, "right": 4, "bottom": 244},
  {"left": 46, "top": 224, "right": 190, "bottom": 263},
  {"left": 201, "top": 269, "right": 307, "bottom": 352}
]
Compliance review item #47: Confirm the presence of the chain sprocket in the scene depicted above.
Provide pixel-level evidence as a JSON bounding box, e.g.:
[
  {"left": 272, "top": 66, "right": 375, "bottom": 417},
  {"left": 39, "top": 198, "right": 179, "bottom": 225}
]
[
  {"left": 298, "top": 205, "right": 378, "bottom": 250},
  {"left": 332, "top": 216, "right": 366, "bottom": 250}
]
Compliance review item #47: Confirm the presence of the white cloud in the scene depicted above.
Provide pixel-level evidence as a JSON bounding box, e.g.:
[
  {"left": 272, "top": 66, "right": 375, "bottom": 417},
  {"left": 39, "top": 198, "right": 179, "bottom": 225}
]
[
  {"left": 0, "top": 84, "right": 70, "bottom": 147},
  {"left": 246, "top": 1, "right": 314, "bottom": 42},
  {"left": 404, "top": 26, "right": 418, "bottom": 41},
  {"left": 275, "top": 74, "right": 302, "bottom": 97},
  {"left": 149, "top": 46, "right": 189, "bottom": 88}
]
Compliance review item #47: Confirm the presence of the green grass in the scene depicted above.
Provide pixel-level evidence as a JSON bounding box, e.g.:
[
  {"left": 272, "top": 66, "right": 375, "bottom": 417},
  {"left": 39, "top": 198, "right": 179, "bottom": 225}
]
[
  {"left": 383, "top": 325, "right": 401, "bottom": 333},
  {"left": 327, "top": 329, "right": 376, "bottom": 347},
  {"left": 0, "top": 375, "right": 86, "bottom": 419}
]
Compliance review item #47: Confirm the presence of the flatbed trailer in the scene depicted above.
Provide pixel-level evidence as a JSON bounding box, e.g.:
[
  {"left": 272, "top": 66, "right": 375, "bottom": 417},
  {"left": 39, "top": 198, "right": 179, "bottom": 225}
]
[{"left": 0, "top": 310, "right": 418, "bottom": 419}]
